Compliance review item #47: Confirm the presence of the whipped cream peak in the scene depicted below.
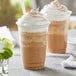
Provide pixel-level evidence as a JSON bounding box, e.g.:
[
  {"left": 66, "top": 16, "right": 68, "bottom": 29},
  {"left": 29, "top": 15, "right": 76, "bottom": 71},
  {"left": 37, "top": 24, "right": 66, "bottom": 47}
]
[
  {"left": 40, "top": 0, "right": 72, "bottom": 21},
  {"left": 53, "top": 0, "right": 68, "bottom": 11},
  {"left": 29, "top": 8, "right": 44, "bottom": 18}
]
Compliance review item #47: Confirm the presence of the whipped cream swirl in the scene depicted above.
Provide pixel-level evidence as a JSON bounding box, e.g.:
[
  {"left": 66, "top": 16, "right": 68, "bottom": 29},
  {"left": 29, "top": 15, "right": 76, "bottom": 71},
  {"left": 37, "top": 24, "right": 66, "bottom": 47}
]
[
  {"left": 16, "top": 9, "right": 49, "bottom": 32},
  {"left": 40, "top": 0, "right": 72, "bottom": 21},
  {"left": 16, "top": 9, "right": 49, "bottom": 26}
]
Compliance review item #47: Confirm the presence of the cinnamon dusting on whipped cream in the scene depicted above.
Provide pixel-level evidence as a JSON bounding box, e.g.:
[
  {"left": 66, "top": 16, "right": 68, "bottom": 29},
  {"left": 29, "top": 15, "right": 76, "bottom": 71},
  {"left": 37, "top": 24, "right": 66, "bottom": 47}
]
[
  {"left": 53, "top": 0, "right": 67, "bottom": 11},
  {"left": 29, "top": 9, "right": 43, "bottom": 17}
]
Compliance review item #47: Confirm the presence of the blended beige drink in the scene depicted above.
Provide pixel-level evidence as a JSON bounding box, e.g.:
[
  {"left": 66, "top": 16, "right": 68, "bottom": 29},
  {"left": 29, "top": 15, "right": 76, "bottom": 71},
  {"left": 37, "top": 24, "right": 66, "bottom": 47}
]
[
  {"left": 16, "top": 9, "right": 49, "bottom": 69},
  {"left": 41, "top": 0, "right": 72, "bottom": 54}
]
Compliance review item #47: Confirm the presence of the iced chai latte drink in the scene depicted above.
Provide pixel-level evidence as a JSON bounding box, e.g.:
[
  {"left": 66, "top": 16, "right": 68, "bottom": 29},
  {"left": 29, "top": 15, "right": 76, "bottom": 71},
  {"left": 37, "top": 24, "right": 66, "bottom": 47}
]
[
  {"left": 41, "top": 0, "right": 72, "bottom": 53},
  {"left": 16, "top": 9, "right": 49, "bottom": 69}
]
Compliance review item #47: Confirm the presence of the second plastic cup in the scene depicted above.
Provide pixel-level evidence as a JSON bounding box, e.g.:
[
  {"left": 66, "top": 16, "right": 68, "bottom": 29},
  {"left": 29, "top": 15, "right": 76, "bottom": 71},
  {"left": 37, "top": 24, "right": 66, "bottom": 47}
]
[{"left": 41, "top": 0, "right": 72, "bottom": 54}]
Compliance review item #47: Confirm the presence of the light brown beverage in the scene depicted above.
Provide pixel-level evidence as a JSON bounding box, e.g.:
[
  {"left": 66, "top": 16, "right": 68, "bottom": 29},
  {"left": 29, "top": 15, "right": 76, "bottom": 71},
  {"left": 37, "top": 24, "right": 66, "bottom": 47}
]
[
  {"left": 20, "top": 32, "right": 46, "bottom": 69},
  {"left": 48, "top": 21, "right": 67, "bottom": 53},
  {"left": 16, "top": 9, "right": 49, "bottom": 70}
]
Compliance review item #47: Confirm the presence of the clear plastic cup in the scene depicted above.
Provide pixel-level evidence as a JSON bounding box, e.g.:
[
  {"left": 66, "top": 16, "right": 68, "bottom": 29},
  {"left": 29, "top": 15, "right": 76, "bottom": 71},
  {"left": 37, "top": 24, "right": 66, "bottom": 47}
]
[
  {"left": 16, "top": 11, "right": 49, "bottom": 69},
  {"left": 48, "top": 12, "right": 72, "bottom": 54},
  {"left": 40, "top": 0, "right": 72, "bottom": 54},
  {"left": 18, "top": 25, "right": 48, "bottom": 70}
]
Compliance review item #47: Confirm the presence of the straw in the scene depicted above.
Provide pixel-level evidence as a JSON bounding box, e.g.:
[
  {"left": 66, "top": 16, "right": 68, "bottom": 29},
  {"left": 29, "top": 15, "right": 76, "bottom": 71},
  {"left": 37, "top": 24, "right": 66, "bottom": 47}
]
[{"left": 20, "top": 0, "right": 26, "bottom": 14}]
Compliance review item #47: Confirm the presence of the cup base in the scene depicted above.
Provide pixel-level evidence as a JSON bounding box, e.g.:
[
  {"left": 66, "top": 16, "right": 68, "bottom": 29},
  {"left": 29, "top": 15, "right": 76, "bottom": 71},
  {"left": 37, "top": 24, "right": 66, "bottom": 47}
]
[
  {"left": 23, "top": 63, "right": 44, "bottom": 70},
  {"left": 49, "top": 49, "right": 66, "bottom": 54}
]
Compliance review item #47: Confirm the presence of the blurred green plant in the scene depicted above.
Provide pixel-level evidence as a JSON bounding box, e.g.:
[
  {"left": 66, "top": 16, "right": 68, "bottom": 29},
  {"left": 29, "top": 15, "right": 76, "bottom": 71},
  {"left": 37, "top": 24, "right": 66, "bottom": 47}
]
[
  {"left": 0, "top": 38, "right": 14, "bottom": 60},
  {"left": 15, "top": 2, "right": 22, "bottom": 19},
  {"left": 25, "top": 0, "right": 31, "bottom": 7}
]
